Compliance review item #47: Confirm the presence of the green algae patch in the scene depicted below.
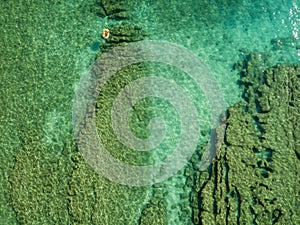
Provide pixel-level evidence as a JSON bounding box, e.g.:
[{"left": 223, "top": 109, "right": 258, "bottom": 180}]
[
  {"left": 9, "top": 124, "right": 151, "bottom": 225},
  {"left": 140, "top": 202, "right": 168, "bottom": 225},
  {"left": 94, "top": 62, "right": 182, "bottom": 166},
  {"left": 68, "top": 152, "right": 151, "bottom": 225},
  {"left": 9, "top": 127, "right": 75, "bottom": 225},
  {"left": 198, "top": 53, "right": 300, "bottom": 224}
]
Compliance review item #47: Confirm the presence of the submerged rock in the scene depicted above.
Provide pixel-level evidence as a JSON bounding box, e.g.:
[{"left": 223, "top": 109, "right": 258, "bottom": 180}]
[
  {"left": 198, "top": 53, "right": 300, "bottom": 224},
  {"left": 98, "top": 0, "right": 130, "bottom": 18}
]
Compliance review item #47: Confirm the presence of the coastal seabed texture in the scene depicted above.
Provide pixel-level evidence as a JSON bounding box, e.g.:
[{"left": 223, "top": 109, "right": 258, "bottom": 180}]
[{"left": 1, "top": 0, "right": 299, "bottom": 224}]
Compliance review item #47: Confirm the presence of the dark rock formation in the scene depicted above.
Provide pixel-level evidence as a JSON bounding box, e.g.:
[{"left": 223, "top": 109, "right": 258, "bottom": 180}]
[{"left": 198, "top": 53, "right": 300, "bottom": 224}]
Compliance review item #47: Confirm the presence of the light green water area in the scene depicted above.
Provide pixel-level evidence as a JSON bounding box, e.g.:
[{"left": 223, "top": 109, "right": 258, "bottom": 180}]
[{"left": 0, "top": 0, "right": 299, "bottom": 224}]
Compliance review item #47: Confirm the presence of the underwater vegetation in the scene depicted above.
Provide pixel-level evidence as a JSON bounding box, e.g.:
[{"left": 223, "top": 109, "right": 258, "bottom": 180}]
[{"left": 1, "top": 0, "right": 299, "bottom": 224}]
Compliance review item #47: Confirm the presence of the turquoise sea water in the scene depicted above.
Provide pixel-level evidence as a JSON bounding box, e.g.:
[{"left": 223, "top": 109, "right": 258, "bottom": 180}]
[{"left": 0, "top": 0, "right": 299, "bottom": 224}]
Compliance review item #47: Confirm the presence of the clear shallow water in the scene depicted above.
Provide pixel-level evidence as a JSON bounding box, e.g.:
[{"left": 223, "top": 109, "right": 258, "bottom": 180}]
[
  {"left": 0, "top": 0, "right": 299, "bottom": 224},
  {"left": 130, "top": 0, "right": 299, "bottom": 103}
]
